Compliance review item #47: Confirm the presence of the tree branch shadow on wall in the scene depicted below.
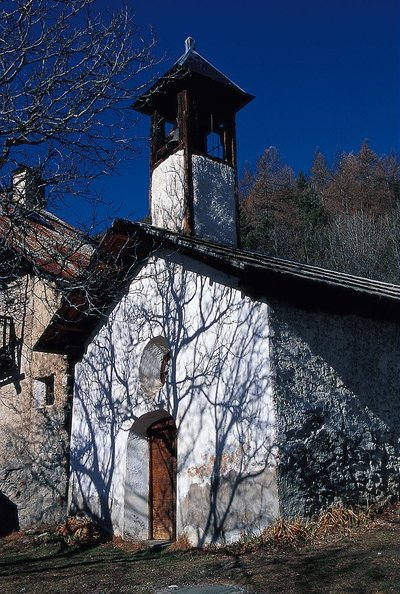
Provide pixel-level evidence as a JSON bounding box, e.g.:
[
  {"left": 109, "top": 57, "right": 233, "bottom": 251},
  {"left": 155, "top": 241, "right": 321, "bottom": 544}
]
[
  {"left": 0, "top": 399, "right": 71, "bottom": 527},
  {"left": 0, "top": 316, "right": 69, "bottom": 528},
  {"left": 70, "top": 255, "right": 278, "bottom": 543}
]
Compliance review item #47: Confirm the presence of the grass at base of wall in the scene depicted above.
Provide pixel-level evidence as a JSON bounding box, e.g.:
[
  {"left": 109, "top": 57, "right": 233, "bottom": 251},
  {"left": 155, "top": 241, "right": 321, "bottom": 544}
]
[{"left": 205, "top": 503, "right": 391, "bottom": 555}]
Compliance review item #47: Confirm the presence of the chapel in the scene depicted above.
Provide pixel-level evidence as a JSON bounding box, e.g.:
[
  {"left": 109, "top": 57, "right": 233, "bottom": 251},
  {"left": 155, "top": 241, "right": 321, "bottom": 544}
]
[{"left": 32, "top": 39, "right": 400, "bottom": 545}]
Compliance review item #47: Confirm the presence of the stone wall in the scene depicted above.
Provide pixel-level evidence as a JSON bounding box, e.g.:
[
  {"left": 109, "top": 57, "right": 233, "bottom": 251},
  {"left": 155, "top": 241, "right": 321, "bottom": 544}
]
[
  {"left": 0, "top": 275, "right": 72, "bottom": 531},
  {"left": 270, "top": 302, "right": 400, "bottom": 519}
]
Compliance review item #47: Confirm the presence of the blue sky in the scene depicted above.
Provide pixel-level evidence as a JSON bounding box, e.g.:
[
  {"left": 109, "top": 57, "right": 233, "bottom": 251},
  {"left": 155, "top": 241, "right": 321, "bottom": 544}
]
[{"left": 60, "top": 0, "right": 400, "bottom": 229}]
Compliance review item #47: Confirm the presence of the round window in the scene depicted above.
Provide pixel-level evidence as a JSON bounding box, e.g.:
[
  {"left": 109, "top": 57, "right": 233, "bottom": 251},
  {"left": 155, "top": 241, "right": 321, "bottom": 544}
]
[{"left": 139, "top": 336, "right": 171, "bottom": 397}]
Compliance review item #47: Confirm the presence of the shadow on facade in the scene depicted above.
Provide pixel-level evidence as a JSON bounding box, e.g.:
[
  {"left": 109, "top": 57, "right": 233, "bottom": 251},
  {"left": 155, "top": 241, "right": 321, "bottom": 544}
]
[
  {"left": 70, "top": 257, "right": 278, "bottom": 543},
  {"left": 0, "top": 335, "right": 25, "bottom": 393}
]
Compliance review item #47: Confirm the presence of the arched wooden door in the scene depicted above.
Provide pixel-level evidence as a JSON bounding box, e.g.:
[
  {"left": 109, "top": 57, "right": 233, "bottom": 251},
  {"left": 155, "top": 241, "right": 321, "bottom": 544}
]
[{"left": 148, "top": 417, "right": 177, "bottom": 540}]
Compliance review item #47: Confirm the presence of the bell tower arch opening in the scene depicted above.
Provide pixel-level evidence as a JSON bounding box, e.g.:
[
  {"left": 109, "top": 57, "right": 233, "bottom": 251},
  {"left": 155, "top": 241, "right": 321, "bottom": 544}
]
[{"left": 206, "top": 130, "right": 224, "bottom": 160}]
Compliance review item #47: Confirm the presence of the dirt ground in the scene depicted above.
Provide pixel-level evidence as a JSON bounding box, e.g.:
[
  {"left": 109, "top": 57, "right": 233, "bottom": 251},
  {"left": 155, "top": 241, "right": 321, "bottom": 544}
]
[{"left": 1, "top": 520, "right": 400, "bottom": 594}]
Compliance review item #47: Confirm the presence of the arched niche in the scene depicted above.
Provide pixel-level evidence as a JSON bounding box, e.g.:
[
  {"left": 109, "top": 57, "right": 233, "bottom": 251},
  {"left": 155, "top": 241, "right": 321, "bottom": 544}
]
[{"left": 139, "top": 336, "right": 171, "bottom": 398}]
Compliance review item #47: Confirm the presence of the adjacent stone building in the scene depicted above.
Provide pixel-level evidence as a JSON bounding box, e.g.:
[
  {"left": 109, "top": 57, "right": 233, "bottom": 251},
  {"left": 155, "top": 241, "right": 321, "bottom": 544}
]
[{"left": 0, "top": 170, "right": 94, "bottom": 532}]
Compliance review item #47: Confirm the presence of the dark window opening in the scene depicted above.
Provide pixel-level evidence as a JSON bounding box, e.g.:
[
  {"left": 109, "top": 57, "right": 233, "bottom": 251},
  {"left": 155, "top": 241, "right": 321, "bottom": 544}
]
[
  {"left": 150, "top": 100, "right": 234, "bottom": 166},
  {"left": 44, "top": 376, "right": 55, "bottom": 405},
  {"left": 160, "top": 352, "right": 171, "bottom": 386},
  {"left": 154, "top": 118, "right": 180, "bottom": 160},
  {"left": 0, "top": 316, "right": 16, "bottom": 367},
  {"left": 191, "top": 112, "right": 229, "bottom": 163},
  {"left": 34, "top": 375, "right": 55, "bottom": 407},
  {"left": 164, "top": 120, "right": 174, "bottom": 138}
]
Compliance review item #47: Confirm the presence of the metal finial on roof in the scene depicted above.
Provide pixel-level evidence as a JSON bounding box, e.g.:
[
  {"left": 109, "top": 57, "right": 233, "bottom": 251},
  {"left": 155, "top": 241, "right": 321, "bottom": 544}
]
[{"left": 185, "top": 37, "right": 195, "bottom": 53}]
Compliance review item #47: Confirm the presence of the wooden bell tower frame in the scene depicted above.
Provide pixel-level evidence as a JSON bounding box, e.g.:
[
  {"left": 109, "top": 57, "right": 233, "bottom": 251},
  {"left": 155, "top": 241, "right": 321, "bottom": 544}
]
[{"left": 133, "top": 38, "right": 254, "bottom": 243}]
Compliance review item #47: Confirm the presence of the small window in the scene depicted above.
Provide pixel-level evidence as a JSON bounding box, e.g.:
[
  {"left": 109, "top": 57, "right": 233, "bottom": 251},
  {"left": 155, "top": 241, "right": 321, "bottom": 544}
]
[
  {"left": 0, "top": 315, "right": 16, "bottom": 366},
  {"left": 33, "top": 375, "right": 55, "bottom": 408},
  {"left": 206, "top": 131, "right": 224, "bottom": 160}
]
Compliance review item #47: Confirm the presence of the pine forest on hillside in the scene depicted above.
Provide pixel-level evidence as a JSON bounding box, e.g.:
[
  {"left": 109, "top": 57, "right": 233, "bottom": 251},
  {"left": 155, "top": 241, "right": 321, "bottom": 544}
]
[{"left": 240, "top": 142, "right": 400, "bottom": 284}]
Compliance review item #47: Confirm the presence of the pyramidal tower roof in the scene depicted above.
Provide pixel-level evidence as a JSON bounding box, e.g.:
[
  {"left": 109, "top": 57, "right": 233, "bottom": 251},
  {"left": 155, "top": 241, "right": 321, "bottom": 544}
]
[
  {"left": 175, "top": 37, "right": 249, "bottom": 95},
  {"left": 133, "top": 37, "right": 254, "bottom": 115}
]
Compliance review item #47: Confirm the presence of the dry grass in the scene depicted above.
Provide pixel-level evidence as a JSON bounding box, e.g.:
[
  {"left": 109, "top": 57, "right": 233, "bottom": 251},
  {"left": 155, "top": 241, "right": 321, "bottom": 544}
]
[
  {"left": 54, "top": 515, "right": 103, "bottom": 546},
  {"left": 261, "top": 517, "right": 313, "bottom": 547},
  {"left": 166, "top": 532, "right": 192, "bottom": 551},
  {"left": 1, "top": 506, "right": 400, "bottom": 594},
  {"left": 317, "top": 505, "right": 369, "bottom": 535},
  {"left": 209, "top": 503, "right": 395, "bottom": 555}
]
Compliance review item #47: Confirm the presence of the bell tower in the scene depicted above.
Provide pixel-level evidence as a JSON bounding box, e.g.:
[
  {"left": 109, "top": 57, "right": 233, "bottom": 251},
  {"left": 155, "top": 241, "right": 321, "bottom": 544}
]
[{"left": 134, "top": 38, "right": 253, "bottom": 247}]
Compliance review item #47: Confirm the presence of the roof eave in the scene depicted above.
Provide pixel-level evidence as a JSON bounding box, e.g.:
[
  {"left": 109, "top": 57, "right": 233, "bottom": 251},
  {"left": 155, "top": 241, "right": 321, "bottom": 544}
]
[
  {"left": 35, "top": 220, "right": 400, "bottom": 357},
  {"left": 132, "top": 54, "right": 254, "bottom": 115}
]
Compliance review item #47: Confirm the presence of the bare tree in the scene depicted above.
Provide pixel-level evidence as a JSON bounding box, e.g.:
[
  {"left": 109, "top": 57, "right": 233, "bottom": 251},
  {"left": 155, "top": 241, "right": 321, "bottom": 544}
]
[
  {"left": 0, "top": 0, "right": 158, "bottom": 350},
  {"left": 240, "top": 147, "right": 298, "bottom": 257},
  {"left": 241, "top": 143, "right": 400, "bottom": 282},
  {"left": 0, "top": 0, "right": 158, "bottom": 529},
  {"left": 0, "top": 0, "right": 157, "bottom": 205}
]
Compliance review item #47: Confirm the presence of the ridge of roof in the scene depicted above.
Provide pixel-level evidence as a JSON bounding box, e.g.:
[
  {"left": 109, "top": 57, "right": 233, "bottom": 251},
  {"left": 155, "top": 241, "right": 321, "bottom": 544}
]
[
  {"left": 106, "top": 220, "right": 400, "bottom": 307},
  {"left": 175, "top": 47, "right": 250, "bottom": 96}
]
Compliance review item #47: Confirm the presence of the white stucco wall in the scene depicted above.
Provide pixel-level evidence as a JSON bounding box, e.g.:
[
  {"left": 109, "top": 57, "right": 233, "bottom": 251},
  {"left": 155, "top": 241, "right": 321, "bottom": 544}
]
[
  {"left": 151, "top": 151, "right": 185, "bottom": 233},
  {"left": 151, "top": 152, "right": 237, "bottom": 246},
  {"left": 192, "top": 156, "right": 237, "bottom": 247},
  {"left": 69, "top": 254, "right": 278, "bottom": 545}
]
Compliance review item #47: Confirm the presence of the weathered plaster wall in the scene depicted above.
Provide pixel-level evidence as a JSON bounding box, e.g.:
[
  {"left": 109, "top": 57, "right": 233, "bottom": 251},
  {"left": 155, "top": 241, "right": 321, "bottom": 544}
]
[
  {"left": 70, "top": 254, "right": 278, "bottom": 545},
  {"left": 0, "top": 275, "right": 71, "bottom": 531},
  {"left": 151, "top": 152, "right": 237, "bottom": 246},
  {"left": 192, "top": 156, "right": 237, "bottom": 246},
  {"left": 270, "top": 302, "right": 400, "bottom": 519},
  {"left": 151, "top": 151, "right": 185, "bottom": 233}
]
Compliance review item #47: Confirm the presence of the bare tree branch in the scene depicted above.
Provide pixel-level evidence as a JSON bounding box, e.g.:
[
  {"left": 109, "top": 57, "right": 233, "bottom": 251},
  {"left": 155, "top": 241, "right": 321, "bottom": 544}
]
[{"left": 0, "top": 0, "right": 157, "bottom": 201}]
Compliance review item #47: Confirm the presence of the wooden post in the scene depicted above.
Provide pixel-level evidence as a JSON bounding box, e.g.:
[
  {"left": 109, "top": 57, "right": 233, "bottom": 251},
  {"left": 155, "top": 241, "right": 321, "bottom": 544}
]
[{"left": 179, "top": 90, "right": 194, "bottom": 236}]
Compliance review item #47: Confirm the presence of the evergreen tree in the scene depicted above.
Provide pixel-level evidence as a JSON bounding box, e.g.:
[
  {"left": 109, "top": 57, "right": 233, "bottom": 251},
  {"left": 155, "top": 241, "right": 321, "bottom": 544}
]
[{"left": 240, "top": 143, "right": 400, "bottom": 283}]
